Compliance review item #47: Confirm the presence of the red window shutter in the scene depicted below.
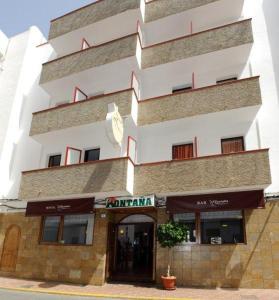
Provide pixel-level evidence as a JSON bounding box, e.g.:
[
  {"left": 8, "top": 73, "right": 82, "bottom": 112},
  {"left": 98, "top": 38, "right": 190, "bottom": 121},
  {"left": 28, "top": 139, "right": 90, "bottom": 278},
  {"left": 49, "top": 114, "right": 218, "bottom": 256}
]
[
  {"left": 173, "top": 144, "right": 194, "bottom": 160},
  {"left": 221, "top": 137, "right": 244, "bottom": 154}
]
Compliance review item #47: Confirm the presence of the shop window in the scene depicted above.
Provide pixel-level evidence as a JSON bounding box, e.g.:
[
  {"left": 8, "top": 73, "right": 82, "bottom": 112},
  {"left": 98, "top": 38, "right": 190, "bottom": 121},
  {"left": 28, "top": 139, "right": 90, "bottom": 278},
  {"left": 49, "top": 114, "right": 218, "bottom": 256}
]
[
  {"left": 173, "top": 213, "right": 196, "bottom": 243},
  {"left": 172, "top": 144, "right": 194, "bottom": 160},
  {"left": 84, "top": 148, "right": 100, "bottom": 162},
  {"left": 173, "top": 210, "right": 245, "bottom": 245},
  {"left": 41, "top": 216, "right": 60, "bottom": 242},
  {"left": 172, "top": 84, "right": 192, "bottom": 93},
  {"left": 221, "top": 137, "right": 245, "bottom": 154},
  {"left": 200, "top": 211, "right": 244, "bottom": 244},
  {"left": 48, "top": 154, "right": 61, "bottom": 168},
  {"left": 40, "top": 214, "right": 94, "bottom": 245}
]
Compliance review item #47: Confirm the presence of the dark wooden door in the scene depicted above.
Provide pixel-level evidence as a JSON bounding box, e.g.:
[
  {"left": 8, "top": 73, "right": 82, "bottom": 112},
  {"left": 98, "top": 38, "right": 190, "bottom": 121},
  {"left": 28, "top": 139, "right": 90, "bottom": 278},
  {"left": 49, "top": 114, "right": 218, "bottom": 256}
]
[{"left": 0, "top": 225, "right": 21, "bottom": 272}]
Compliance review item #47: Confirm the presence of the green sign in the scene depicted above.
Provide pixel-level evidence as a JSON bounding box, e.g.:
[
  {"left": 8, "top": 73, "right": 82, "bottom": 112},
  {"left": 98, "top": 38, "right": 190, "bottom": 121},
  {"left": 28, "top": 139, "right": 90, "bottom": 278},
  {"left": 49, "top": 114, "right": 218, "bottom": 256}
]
[{"left": 106, "top": 195, "right": 155, "bottom": 209}]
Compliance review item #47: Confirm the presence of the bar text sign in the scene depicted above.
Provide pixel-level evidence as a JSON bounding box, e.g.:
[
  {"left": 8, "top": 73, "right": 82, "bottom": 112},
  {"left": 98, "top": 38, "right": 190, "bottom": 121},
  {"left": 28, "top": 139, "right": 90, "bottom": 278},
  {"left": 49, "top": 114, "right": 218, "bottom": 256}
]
[{"left": 106, "top": 195, "right": 155, "bottom": 209}]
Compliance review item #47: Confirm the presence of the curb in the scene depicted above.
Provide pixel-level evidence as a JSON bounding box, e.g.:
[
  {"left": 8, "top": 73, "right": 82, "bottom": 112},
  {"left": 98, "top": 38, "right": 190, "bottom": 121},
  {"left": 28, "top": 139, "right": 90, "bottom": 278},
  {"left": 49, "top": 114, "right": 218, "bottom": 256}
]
[{"left": 0, "top": 286, "right": 197, "bottom": 300}]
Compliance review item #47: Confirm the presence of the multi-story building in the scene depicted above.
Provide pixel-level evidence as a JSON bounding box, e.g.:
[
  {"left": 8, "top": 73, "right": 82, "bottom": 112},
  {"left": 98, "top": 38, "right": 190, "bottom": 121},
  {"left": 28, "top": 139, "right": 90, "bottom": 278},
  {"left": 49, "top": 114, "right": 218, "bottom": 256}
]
[
  {"left": 0, "top": 0, "right": 279, "bottom": 289},
  {"left": 0, "top": 27, "right": 53, "bottom": 210}
]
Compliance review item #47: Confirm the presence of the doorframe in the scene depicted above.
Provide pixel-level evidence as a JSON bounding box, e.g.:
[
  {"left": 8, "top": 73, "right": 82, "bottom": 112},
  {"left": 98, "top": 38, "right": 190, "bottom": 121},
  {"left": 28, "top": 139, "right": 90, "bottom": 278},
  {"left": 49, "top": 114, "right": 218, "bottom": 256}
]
[{"left": 106, "top": 213, "right": 157, "bottom": 283}]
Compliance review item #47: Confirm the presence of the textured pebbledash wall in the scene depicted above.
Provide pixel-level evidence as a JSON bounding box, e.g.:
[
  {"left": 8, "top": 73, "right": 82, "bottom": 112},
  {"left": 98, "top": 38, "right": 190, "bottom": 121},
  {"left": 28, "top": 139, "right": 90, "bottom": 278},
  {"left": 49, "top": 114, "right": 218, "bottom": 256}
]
[
  {"left": 142, "top": 19, "right": 253, "bottom": 69},
  {"left": 49, "top": 0, "right": 140, "bottom": 40},
  {"left": 19, "top": 158, "right": 129, "bottom": 201},
  {"left": 0, "top": 210, "right": 109, "bottom": 285},
  {"left": 134, "top": 150, "right": 271, "bottom": 195},
  {"left": 138, "top": 77, "right": 261, "bottom": 126},
  {"left": 30, "top": 90, "right": 133, "bottom": 136},
  {"left": 157, "top": 202, "right": 279, "bottom": 288},
  {"left": 40, "top": 35, "right": 137, "bottom": 84},
  {"left": 144, "top": 0, "right": 219, "bottom": 22}
]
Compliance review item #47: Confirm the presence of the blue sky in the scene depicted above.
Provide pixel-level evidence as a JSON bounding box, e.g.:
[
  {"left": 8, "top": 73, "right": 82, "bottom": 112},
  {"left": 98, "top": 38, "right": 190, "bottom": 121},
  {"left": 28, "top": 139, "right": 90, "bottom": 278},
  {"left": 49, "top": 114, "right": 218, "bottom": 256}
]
[{"left": 0, "top": 0, "right": 95, "bottom": 38}]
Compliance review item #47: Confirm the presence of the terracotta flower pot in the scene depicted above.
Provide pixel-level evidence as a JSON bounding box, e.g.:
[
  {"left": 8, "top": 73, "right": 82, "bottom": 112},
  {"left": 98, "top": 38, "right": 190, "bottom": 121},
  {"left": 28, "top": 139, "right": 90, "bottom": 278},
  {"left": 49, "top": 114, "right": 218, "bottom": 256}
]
[{"left": 161, "top": 275, "right": 176, "bottom": 290}]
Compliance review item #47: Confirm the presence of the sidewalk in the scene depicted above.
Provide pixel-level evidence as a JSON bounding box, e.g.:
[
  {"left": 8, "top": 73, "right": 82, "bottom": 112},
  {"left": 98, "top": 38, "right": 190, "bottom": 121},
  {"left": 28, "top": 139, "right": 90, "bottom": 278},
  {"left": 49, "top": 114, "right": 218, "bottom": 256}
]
[{"left": 0, "top": 276, "right": 278, "bottom": 300}]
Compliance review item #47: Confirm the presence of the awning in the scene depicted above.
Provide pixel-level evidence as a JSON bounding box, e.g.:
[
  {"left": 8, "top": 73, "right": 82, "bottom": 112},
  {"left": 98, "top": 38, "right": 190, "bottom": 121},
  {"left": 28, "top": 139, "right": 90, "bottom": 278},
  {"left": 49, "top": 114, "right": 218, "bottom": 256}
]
[
  {"left": 167, "top": 190, "right": 265, "bottom": 213},
  {"left": 26, "top": 198, "right": 94, "bottom": 217}
]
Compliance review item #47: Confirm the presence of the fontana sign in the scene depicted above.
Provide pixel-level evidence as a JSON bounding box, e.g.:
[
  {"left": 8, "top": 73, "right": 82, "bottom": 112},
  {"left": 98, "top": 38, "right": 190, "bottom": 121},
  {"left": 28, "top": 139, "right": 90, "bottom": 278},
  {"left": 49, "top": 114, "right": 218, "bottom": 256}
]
[{"left": 106, "top": 195, "right": 155, "bottom": 209}]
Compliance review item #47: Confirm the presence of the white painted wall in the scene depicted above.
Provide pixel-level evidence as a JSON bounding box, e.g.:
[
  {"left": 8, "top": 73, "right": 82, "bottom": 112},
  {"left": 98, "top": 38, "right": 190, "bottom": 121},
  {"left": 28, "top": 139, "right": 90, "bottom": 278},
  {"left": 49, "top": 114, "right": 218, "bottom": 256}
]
[
  {"left": 0, "top": 27, "right": 53, "bottom": 201},
  {"left": 0, "top": 30, "right": 8, "bottom": 59}
]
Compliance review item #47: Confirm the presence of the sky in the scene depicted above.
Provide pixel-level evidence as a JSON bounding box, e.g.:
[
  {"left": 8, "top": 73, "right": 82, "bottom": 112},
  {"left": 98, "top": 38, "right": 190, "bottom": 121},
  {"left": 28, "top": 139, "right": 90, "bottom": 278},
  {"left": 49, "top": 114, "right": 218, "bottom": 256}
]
[{"left": 0, "top": 0, "right": 95, "bottom": 38}]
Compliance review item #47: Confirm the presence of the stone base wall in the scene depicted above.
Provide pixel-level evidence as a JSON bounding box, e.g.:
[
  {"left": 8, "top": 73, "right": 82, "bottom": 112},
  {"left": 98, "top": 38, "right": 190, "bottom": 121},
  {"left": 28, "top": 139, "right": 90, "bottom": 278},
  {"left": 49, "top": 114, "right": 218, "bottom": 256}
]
[
  {"left": 156, "top": 202, "right": 279, "bottom": 289},
  {"left": 0, "top": 210, "right": 108, "bottom": 285}
]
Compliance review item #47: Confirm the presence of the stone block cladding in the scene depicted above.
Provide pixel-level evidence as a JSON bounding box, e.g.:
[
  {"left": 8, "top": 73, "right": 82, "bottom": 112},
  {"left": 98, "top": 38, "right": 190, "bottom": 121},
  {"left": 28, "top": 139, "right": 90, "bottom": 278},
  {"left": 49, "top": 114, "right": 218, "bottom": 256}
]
[
  {"left": 145, "top": 0, "right": 219, "bottom": 22},
  {"left": 49, "top": 0, "right": 140, "bottom": 40},
  {"left": 134, "top": 150, "right": 271, "bottom": 195},
  {"left": 138, "top": 77, "right": 261, "bottom": 126},
  {"left": 19, "top": 158, "right": 129, "bottom": 200},
  {"left": 40, "top": 34, "right": 137, "bottom": 84},
  {"left": 30, "top": 90, "right": 133, "bottom": 136},
  {"left": 142, "top": 19, "right": 253, "bottom": 69},
  {"left": 0, "top": 210, "right": 108, "bottom": 285},
  {"left": 157, "top": 202, "right": 279, "bottom": 288}
]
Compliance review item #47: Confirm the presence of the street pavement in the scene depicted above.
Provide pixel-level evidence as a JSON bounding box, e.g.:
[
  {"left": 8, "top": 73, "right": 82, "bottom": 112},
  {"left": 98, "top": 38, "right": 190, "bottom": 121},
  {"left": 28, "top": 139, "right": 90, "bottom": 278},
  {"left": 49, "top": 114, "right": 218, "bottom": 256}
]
[{"left": 0, "top": 288, "right": 123, "bottom": 300}]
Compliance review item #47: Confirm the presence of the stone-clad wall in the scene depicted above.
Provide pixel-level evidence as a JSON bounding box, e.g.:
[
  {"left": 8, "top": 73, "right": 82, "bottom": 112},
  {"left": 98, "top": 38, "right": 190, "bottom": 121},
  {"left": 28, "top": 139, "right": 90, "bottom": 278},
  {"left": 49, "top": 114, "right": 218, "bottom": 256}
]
[
  {"left": 157, "top": 202, "right": 279, "bottom": 288},
  {"left": 40, "top": 35, "right": 137, "bottom": 84},
  {"left": 138, "top": 77, "right": 261, "bottom": 126},
  {"left": 0, "top": 210, "right": 108, "bottom": 285},
  {"left": 49, "top": 0, "right": 140, "bottom": 40},
  {"left": 134, "top": 150, "right": 271, "bottom": 195},
  {"left": 19, "top": 158, "right": 129, "bottom": 201},
  {"left": 142, "top": 19, "right": 253, "bottom": 69},
  {"left": 30, "top": 90, "right": 133, "bottom": 136},
  {"left": 145, "top": 0, "right": 219, "bottom": 23}
]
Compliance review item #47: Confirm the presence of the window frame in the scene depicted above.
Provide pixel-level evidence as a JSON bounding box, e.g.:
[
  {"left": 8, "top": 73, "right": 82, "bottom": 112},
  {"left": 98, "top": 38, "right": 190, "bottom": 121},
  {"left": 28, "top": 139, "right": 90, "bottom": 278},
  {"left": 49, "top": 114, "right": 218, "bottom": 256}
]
[
  {"left": 172, "top": 143, "right": 194, "bottom": 160},
  {"left": 47, "top": 154, "right": 62, "bottom": 168},
  {"left": 221, "top": 136, "right": 245, "bottom": 154},
  {"left": 39, "top": 214, "right": 95, "bottom": 246},
  {"left": 171, "top": 210, "right": 246, "bottom": 246},
  {"left": 83, "top": 148, "right": 100, "bottom": 163}
]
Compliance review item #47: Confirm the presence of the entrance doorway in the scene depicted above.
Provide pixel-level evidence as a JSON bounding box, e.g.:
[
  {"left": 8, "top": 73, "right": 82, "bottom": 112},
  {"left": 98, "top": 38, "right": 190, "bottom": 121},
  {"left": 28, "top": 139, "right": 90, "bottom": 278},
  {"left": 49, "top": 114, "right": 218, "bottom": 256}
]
[
  {"left": 0, "top": 225, "right": 21, "bottom": 272},
  {"left": 108, "top": 214, "right": 155, "bottom": 282}
]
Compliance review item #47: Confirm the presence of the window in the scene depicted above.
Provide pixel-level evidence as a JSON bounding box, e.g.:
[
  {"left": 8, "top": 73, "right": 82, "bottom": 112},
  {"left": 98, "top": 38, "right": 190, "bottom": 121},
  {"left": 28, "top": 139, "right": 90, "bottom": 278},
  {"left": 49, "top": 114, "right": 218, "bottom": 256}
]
[
  {"left": 172, "top": 144, "right": 194, "bottom": 160},
  {"left": 173, "top": 210, "right": 245, "bottom": 245},
  {"left": 172, "top": 84, "right": 192, "bottom": 93},
  {"left": 48, "top": 154, "right": 61, "bottom": 168},
  {"left": 201, "top": 211, "right": 244, "bottom": 244},
  {"left": 216, "top": 77, "right": 237, "bottom": 84},
  {"left": 84, "top": 148, "right": 100, "bottom": 162},
  {"left": 41, "top": 214, "right": 94, "bottom": 245},
  {"left": 221, "top": 137, "right": 245, "bottom": 154},
  {"left": 173, "top": 213, "right": 196, "bottom": 243}
]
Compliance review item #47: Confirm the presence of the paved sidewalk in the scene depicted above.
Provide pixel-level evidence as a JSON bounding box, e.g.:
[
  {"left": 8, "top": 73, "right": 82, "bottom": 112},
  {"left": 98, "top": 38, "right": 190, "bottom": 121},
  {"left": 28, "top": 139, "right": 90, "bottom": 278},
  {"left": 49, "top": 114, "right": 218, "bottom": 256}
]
[{"left": 0, "top": 276, "right": 278, "bottom": 300}]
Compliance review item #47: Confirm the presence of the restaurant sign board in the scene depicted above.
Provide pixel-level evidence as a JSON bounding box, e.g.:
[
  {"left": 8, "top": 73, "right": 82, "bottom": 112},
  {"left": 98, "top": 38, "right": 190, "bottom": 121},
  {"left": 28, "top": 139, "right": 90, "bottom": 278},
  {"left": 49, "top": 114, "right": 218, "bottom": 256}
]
[{"left": 106, "top": 195, "right": 155, "bottom": 209}]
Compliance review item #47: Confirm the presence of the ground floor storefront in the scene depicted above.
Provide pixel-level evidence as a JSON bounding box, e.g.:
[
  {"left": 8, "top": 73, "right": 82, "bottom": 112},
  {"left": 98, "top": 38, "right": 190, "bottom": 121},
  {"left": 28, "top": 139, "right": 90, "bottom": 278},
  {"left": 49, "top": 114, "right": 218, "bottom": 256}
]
[{"left": 0, "top": 192, "right": 279, "bottom": 288}]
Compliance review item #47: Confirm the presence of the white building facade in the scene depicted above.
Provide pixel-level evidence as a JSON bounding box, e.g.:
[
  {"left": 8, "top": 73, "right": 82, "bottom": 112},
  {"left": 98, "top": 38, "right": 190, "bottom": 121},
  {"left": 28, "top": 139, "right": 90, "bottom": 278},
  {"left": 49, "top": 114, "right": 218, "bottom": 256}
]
[{"left": 0, "top": 0, "right": 279, "bottom": 289}]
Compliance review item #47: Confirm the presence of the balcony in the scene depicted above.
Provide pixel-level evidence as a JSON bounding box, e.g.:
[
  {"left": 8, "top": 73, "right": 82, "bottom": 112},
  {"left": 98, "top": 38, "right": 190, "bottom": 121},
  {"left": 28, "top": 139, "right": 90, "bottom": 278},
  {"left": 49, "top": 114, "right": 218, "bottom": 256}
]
[
  {"left": 144, "top": 0, "right": 219, "bottom": 22},
  {"left": 134, "top": 150, "right": 271, "bottom": 196},
  {"left": 19, "top": 158, "right": 133, "bottom": 201},
  {"left": 142, "top": 19, "right": 253, "bottom": 69},
  {"left": 30, "top": 89, "right": 135, "bottom": 136},
  {"left": 49, "top": 0, "right": 140, "bottom": 40},
  {"left": 40, "top": 34, "right": 137, "bottom": 84},
  {"left": 138, "top": 77, "right": 261, "bottom": 126}
]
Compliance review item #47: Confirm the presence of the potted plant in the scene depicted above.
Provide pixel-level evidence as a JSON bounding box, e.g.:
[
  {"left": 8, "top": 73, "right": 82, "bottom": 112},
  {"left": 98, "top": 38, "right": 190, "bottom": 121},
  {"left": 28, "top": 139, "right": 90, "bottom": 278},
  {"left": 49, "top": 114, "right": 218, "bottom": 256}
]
[{"left": 157, "top": 222, "right": 188, "bottom": 290}]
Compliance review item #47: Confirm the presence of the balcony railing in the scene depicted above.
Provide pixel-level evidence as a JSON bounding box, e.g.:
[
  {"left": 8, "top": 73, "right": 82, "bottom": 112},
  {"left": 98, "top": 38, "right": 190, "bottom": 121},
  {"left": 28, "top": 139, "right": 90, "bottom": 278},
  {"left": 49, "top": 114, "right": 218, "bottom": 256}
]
[
  {"left": 138, "top": 77, "right": 261, "bottom": 126},
  {"left": 30, "top": 89, "right": 134, "bottom": 136},
  {"left": 19, "top": 158, "right": 132, "bottom": 201},
  {"left": 49, "top": 0, "right": 140, "bottom": 40},
  {"left": 134, "top": 150, "right": 271, "bottom": 195},
  {"left": 142, "top": 19, "right": 253, "bottom": 69},
  {"left": 144, "top": 0, "right": 219, "bottom": 23},
  {"left": 40, "top": 34, "right": 137, "bottom": 84}
]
